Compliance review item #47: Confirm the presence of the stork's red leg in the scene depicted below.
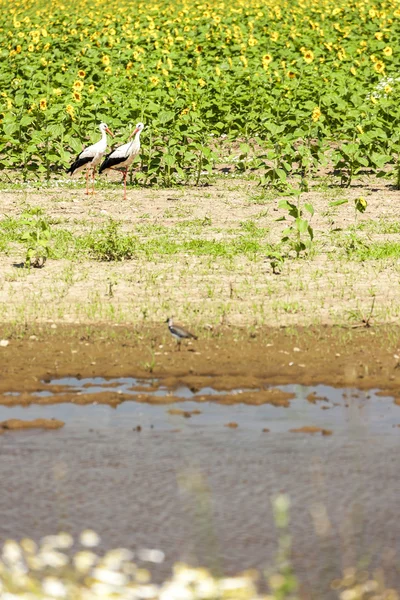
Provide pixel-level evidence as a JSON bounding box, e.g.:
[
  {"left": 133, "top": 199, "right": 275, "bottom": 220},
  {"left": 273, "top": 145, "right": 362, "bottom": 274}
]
[
  {"left": 92, "top": 168, "right": 96, "bottom": 195},
  {"left": 123, "top": 168, "right": 128, "bottom": 200},
  {"left": 85, "top": 169, "right": 89, "bottom": 195}
]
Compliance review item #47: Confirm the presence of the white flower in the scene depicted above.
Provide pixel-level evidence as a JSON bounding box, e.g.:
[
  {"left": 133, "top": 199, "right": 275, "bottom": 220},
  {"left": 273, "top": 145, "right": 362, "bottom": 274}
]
[
  {"left": 159, "top": 582, "right": 195, "bottom": 600},
  {"left": 92, "top": 567, "right": 128, "bottom": 586},
  {"left": 219, "top": 576, "right": 253, "bottom": 590},
  {"left": 196, "top": 578, "right": 219, "bottom": 598},
  {"left": 2, "top": 540, "right": 22, "bottom": 565},
  {"left": 20, "top": 538, "right": 37, "bottom": 554},
  {"left": 73, "top": 550, "right": 98, "bottom": 573},
  {"left": 42, "top": 577, "right": 67, "bottom": 598},
  {"left": 102, "top": 548, "right": 134, "bottom": 569},
  {"left": 38, "top": 550, "right": 69, "bottom": 568},
  {"left": 134, "top": 584, "right": 160, "bottom": 598},
  {"left": 80, "top": 529, "right": 100, "bottom": 547},
  {"left": 138, "top": 549, "right": 165, "bottom": 563},
  {"left": 54, "top": 532, "right": 74, "bottom": 549}
]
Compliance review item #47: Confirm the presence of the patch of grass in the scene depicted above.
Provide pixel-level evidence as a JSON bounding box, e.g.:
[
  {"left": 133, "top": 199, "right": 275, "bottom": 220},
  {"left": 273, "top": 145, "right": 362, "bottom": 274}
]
[
  {"left": 355, "top": 219, "right": 400, "bottom": 235},
  {"left": 348, "top": 241, "right": 400, "bottom": 261},
  {"left": 82, "top": 219, "right": 137, "bottom": 261},
  {"left": 0, "top": 213, "right": 273, "bottom": 262},
  {"left": 239, "top": 219, "right": 269, "bottom": 237}
]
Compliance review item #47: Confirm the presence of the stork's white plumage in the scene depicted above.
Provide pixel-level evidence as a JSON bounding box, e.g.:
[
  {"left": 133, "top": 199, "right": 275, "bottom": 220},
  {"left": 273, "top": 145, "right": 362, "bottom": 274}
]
[
  {"left": 99, "top": 122, "right": 144, "bottom": 199},
  {"left": 67, "top": 122, "right": 114, "bottom": 195}
]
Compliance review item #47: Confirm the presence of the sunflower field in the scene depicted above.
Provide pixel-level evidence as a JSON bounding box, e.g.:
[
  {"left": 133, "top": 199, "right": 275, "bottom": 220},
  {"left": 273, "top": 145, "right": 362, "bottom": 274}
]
[{"left": 1, "top": 0, "right": 400, "bottom": 186}]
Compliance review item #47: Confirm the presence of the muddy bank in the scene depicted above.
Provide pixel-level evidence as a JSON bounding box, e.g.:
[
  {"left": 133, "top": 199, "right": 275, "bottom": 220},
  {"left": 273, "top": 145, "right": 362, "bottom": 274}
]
[
  {"left": 0, "top": 418, "right": 64, "bottom": 430},
  {"left": 1, "top": 324, "right": 400, "bottom": 402}
]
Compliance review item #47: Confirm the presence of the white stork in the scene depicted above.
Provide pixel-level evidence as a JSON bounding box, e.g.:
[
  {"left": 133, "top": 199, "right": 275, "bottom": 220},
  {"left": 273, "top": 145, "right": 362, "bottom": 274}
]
[
  {"left": 67, "top": 122, "right": 114, "bottom": 195},
  {"left": 99, "top": 122, "right": 144, "bottom": 199}
]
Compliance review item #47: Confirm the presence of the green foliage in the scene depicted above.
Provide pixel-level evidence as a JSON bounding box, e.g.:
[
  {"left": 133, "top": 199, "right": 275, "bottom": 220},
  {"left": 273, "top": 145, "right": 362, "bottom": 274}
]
[
  {"left": 1, "top": 0, "right": 400, "bottom": 186},
  {"left": 84, "top": 218, "right": 136, "bottom": 261},
  {"left": 278, "top": 190, "right": 314, "bottom": 257},
  {"left": 19, "top": 207, "right": 52, "bottom": 267}
]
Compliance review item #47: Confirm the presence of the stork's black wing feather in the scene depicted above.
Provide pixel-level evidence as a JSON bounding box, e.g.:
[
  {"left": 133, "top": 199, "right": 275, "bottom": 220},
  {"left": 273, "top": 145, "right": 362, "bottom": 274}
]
[
  {"left": 66, "top": 154, "right": 92, "bottom": 175},
  {"left": 99, "top": 153, "right": 128, "bottom": 174}
]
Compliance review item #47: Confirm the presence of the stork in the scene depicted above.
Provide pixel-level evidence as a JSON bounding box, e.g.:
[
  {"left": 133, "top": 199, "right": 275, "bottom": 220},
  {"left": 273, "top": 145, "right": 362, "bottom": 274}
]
[
  {"left": 67, "top": 122, "right": 114, "bottom": 195},
  {"left": 98, "top": 122, "right": 144, "bottom": 199}
]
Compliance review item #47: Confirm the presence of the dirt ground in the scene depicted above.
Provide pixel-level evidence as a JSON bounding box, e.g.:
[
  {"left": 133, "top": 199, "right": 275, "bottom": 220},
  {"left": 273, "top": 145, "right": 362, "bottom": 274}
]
[
  {"left": 1, "top": 175, "right": 400, "bottom": 328},
  {"left": 1, "top": 324, "right": 400, "bottom": 405}
]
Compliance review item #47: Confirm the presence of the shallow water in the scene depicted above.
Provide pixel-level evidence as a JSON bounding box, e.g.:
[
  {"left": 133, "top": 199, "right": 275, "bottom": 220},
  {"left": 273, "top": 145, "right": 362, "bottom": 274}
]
[
  {"left": 0, "top": 381, "right": 398, "bottom": 435},
  {"left": 1, "top": 382, "right": 400, "bottom": 596}
]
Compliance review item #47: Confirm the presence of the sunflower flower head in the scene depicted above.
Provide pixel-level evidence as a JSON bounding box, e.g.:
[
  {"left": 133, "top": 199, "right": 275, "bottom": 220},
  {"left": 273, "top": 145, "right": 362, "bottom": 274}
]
[
  {"left": 374, "top": 60, "right": 385, "bottom": 73},
  {"left": 78, "top": 69, "right": 86, "bottom": 78},
  {"left": 73, "top": 80, "right": 83, "bottom": 91},
  {"left": 66, "top": 104, "right": 75, "bottom": 118},
  {"left": 102, "top": 55, "right": 110, "bottom": 66},
  {"left": 39, "top": 98, "right": 47, "bottom": 111},
  {"left": 262, "top": 53, "right": 273, "bottom": 69},
  {"left": 303, "top": 49, "right": 314, "bottom": 64},
  {"left": 311, "top": 106, "right": 322, "bottom": 122}
]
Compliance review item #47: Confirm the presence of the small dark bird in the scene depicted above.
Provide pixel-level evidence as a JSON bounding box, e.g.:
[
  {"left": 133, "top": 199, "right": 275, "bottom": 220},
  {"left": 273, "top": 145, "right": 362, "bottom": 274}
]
[{"left": 166, "top": 317, "right": 197, "bottom": 350}]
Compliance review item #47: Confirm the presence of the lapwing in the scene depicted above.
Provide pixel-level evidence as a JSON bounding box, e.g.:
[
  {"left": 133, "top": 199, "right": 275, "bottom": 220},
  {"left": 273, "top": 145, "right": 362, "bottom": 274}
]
[{"left": 166, "top": 317, "right": 198, "bottom": 350}]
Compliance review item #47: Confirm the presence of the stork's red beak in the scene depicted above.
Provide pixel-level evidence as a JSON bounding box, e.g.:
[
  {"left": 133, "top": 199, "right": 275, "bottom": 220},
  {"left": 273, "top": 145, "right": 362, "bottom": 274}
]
[
  {"left": 105, "top": 127, "right": 114, "bottom": 137},
  {"left": 129, "top": 127, "right": 139, "bottom": 140}
]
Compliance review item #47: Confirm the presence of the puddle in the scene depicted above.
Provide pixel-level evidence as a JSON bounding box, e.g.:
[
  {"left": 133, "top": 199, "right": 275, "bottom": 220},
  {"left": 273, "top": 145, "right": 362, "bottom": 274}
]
[
  {"left": 0, "top": 380, "right": 398, "bottom": 435},
  {"left": 33, "top": 376, "right": 250, "bottom": 399}
]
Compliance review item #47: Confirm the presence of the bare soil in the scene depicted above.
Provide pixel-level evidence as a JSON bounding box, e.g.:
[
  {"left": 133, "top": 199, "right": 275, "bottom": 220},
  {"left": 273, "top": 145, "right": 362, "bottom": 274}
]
[{"left": 1, "top": 175, "right": 400, "bottom": 327}]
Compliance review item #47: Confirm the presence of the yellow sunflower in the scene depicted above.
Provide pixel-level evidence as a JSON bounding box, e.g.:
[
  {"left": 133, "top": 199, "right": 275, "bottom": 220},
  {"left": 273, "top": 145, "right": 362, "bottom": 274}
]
[
  {"left": 73, "top": 91, "right": 81, "bottom": 102},
  {"left": 303, "top": 50, "right": 314, "bottom": 64},
  {"left": 198, "top": 78, "right": 206, "bottom": 87},
  {"left": 73, "top": 80, "right": 83, "bottom": 91},
  {"left": 66, "top": 104, "right": 75, "bottom": 117},
  {"left": 311, "top": 106, "right": 321, "bottom": 122},
  {"left": 262, "top": 53, "right": 273, "bottom": 67},
  {"left": 102, "top": 55, "right": 110, "bottom": 66},
  {"left": 383, "top": 47, "right": 392, "bottom": 56},
  {"left": 78, "top": 69, "right": 86, "bottom": 78},
  {"left": 88, "top": 84, "right": 95, "bottom": 93},
  {"left": 39, "top": 98, "right": 47, "bottom": 111},
  {"left": 374, "top": 61, "right": 385, "bottom": 73}
]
